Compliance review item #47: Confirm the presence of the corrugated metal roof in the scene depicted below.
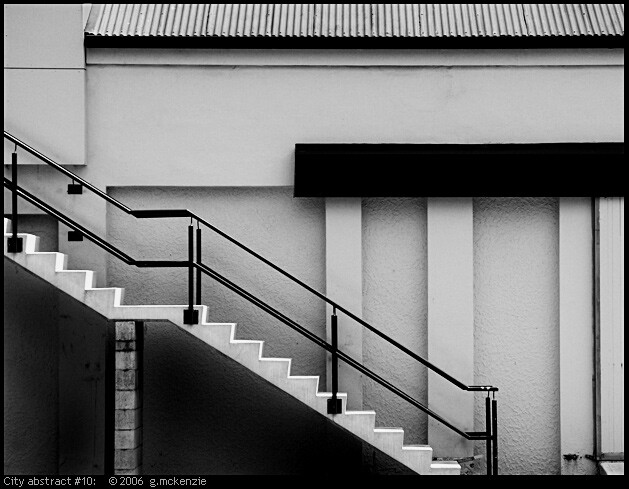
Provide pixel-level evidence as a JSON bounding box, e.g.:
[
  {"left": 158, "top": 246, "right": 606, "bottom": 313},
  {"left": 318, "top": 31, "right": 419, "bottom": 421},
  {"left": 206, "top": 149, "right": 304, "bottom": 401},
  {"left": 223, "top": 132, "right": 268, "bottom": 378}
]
[{"left": 86, "top": 4, "right": 625, "bottom": 39}]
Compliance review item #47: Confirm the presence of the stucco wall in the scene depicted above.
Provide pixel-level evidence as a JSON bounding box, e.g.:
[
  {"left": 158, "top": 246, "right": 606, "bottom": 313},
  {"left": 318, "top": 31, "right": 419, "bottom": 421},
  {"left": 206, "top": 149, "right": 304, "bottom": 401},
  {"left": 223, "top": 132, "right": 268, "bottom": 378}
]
[
  {"left": 3, "top": 4, "right": 85, "bottom": 166},
  {"left": 473, "top": 197, "right": 560, "bottom": 475},
  {"left": 81, "top": 64, "right": 623, "bottom": 189},
  {"left": 362, "top": 198, "right": 428, "bottom": 445}
]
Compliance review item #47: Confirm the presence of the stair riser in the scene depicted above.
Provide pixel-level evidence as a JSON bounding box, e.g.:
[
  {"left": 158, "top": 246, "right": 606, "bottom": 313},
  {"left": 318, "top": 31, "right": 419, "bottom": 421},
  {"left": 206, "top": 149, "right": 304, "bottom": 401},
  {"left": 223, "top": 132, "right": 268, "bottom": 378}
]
[
  {"left": 188, "top": 325, "right": 234, "bottom": 351},
  {"left": 335, "top": 414, "right": 376, "bottom": 442},
  {"left": 230, "top": 343, "right": 263, "bottom": 369},
  {"left": 373, "top": 431, "right": 405, "bottom": 460},
  {"left": 401, "top": 447, "right": 433, "bottom": 474},
  {"left": 57, "top": 271, "right": 94, "bottom": 297},
  {"left": 283, "top": 378, "right": 320, "bottom": 403},
  {"left": 257, "top": 360, "right": 291, "bottom": 381}
]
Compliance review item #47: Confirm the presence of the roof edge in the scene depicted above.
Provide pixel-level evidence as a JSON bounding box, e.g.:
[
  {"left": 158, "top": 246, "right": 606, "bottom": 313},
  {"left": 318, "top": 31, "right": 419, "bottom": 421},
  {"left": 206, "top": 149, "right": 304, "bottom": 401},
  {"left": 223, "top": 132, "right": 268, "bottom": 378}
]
[{"left": 84, "top": 33, "right": 625, "bottom": 50}]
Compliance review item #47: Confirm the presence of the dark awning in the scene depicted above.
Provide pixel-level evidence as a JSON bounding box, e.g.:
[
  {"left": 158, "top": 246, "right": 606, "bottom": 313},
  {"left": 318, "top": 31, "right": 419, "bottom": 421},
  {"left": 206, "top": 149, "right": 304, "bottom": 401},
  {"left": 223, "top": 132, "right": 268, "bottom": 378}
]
[{"left": 294, "top": 143, "right": 625, "bottom": 197}]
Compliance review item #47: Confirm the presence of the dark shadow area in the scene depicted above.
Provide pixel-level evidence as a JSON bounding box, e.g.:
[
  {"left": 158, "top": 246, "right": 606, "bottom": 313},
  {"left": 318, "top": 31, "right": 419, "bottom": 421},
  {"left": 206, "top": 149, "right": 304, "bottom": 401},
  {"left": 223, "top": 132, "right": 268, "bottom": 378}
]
[
  {"left": 144, "top": 320, "right": 416, "bottom": 475},
  {"left": 4, "top": 257, "right": 109, "bottom": 475}
]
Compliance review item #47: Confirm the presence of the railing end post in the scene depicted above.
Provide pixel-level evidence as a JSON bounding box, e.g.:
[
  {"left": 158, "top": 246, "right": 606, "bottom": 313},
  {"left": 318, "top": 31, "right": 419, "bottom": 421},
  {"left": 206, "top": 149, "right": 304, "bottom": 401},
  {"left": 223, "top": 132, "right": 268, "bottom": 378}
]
[
  {"left": 492, "top": 397, "right": 498, "bottom": 475},
  {"left": 328, "top": 308, "right": 341, "bottom": 414},
  {"left": 10, "top": 150, "right": 21, "bottom": 252}
]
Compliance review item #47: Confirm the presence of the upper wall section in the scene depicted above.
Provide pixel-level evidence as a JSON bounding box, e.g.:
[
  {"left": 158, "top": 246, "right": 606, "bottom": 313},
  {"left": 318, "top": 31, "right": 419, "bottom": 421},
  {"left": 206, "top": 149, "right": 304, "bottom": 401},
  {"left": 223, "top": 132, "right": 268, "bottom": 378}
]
[
  {"left": 4, "top": 4, "right": 85, "bottom": 69},
  {"left": 82, "top": 63, "right": 624, "bottom": 187},
  {"left": 4, "top": 4, "right": 86, "bottom": 165}
]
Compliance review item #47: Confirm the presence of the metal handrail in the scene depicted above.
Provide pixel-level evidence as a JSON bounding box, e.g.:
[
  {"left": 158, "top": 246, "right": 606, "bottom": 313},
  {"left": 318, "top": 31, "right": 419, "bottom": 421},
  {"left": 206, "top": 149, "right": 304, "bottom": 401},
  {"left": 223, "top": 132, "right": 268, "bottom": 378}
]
[
  {"left": 5, "top": 130, "right": 499, "bottom": 473},
  {"left": 4, "top": 178, "right": 189, "bottom": 269},
  {"left": 193, "top": 261, "right": 480, "bottom": 439},
  {"left": 3, "top": 130, "right": 496, "bottom": 393}
]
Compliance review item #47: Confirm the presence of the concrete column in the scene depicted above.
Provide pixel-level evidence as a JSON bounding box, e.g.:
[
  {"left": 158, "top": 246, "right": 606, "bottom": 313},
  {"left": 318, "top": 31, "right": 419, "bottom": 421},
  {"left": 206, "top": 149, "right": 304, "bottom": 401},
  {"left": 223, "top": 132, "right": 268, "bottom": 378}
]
[
  {"left": 596, "top": 197, "right": 624, "bottom": 457},
  {"left": 325, "top": 198, "right": 363, "bottom": 410},
  {"left": 114, "top": 321, "right": 143, "bottom": 475},
  {"left": 427, "top": 198, "right": 474, "bottom": 458},
  {"left": 559, "top": 198, "right": 596, "bottom": 474}
]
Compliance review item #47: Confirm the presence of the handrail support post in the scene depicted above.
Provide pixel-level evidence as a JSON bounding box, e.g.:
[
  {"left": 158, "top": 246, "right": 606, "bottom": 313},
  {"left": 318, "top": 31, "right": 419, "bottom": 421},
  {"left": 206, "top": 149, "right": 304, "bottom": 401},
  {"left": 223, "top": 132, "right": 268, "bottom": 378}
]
[
  {"left": 184, "top": 223, "right": 198, "bottom": 324},
  {"left": 8, "top": 151, "right": 23, "bottom": 253},
  {"left": 492, "top": 397, "right": 498, "bottom": 475},
  {"left": 485, "top": 395, "right": 492, "bottom": 475},
  {"left": 196, "top": 223, "right": 202, "bottom": 305},
  {"left": 327, "top": 308, "right": 342, "bottom": 414}
]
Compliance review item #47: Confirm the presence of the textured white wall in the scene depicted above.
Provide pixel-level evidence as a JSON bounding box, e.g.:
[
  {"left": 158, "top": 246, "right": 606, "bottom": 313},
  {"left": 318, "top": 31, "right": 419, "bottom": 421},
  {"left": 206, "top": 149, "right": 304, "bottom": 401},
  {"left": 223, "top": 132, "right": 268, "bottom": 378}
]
[
  {"left": 81, "top": 65, "right": 624, "bottom": 188},
  {"left": 473, "top": 197, "right": 560, "bottom": 475},
  {"left": 361, "top": 197, "right": 562, "bottom": 474},
  {"left": 427, "top": 198, "right": 475, "bottom": 458},
  {"left": 362, "top": 198, "right": 428, "bottom": 445},
  {"left": 326, "top": 198, "right": 364, "bottom": 410},
  {"left": 3, "top": 4, "right": 85, "bottom": 166}
]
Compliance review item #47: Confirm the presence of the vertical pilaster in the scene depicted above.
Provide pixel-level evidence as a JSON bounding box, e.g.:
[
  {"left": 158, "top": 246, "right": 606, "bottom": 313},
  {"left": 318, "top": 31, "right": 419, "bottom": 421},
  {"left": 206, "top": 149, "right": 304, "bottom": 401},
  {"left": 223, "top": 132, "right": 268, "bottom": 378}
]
[
  {"left": 559, "top": 198, "right": 595, "bottom": 474},
  {"left": 326, "top": 198, "right": 363, "bottom": 410},
  {"left": 595, "top": 197, "right": 624, "bottom": 458},
  {"left": 427, "top": 198, "right": 474, "bottom": 458},
  {"left": 114, "top": 321, "right": 143, "bottom": 475}
]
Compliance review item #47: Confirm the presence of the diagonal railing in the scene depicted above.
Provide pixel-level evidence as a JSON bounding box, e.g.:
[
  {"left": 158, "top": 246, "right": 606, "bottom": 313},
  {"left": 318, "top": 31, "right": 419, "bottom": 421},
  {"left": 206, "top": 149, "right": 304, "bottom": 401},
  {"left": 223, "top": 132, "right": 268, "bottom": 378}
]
[{"left": 4, "top": 130, "right": 499, "bottom": 474}]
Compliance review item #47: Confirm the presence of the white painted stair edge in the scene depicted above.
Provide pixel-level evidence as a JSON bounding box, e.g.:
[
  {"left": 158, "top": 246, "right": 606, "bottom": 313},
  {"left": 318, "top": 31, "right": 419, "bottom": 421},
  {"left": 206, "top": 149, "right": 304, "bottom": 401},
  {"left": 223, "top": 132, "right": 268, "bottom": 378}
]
[{"left": 4, "top": 219, "right": 460, "bottom": 475}]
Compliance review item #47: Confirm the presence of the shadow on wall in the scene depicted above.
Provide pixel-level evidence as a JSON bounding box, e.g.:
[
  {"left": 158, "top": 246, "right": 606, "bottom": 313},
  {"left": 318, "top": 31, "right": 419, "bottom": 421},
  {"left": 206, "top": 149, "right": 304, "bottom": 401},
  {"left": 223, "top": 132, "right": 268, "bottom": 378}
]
[
  {"left": 4, "top": 257, "right": 60, "bottom": 474},
  {"left": 4, "top": 257, "right": 109, "bottom": 475}
]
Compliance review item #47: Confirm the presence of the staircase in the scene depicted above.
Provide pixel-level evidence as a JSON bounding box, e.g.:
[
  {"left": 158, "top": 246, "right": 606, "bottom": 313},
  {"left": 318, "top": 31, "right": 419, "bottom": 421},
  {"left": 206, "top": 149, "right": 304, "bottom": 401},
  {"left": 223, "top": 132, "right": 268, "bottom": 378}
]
[
  {"left": 3, "top": 218, "right": 461, "bottom": 475},
  {"left": 4, "top": 218, "right": 460, "bottom": 475}
]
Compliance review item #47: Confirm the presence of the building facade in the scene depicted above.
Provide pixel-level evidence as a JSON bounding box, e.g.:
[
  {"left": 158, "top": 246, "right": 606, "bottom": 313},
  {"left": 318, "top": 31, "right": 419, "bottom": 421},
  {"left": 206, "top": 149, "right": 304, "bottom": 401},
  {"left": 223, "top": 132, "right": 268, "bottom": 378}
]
[{"left": 4, "top": 4, "right": 624, "bottom": 475}]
